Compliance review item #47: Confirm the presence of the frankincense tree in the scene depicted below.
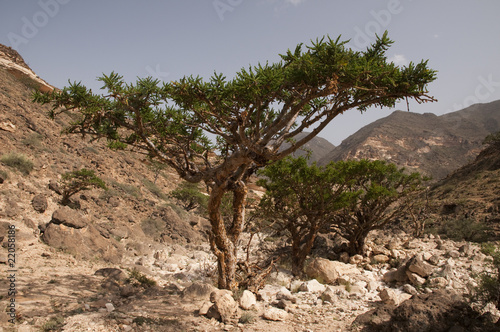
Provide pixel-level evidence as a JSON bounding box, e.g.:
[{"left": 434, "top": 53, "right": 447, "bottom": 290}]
[{"left": 34, "top": 32, "right": 436, "bottom": 289}]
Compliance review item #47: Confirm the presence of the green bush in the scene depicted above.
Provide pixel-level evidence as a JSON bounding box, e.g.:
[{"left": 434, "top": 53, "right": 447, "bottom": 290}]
[
  {"left": 0, "top": 152, "right": 34, "bottom": 175},
  {"left": 432, "top": 217, "right": 491, "bottom": 242},
  {"left": 128, "top": 268, "right": 157, "bottom": 287},
  {"left": 60, "top": 168, "right": 107, "bottom": 205},
  {"left": 170, "top": 181, "right": 208, "bottom": 212},
  {"left": 473, "top": 245, "right": 500, "bottom": 310}
]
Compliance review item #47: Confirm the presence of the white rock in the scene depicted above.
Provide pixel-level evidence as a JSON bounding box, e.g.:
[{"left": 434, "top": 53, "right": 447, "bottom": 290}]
[
  {"left": 263, "top": 307, "right": 289, "bottom": 321},
  {"left": 299, "top": 279, "right": 326, "bottom": 293},
  {"left": 239, "top": 290, "right": 257, "bottom": 310},
  {"left": 105, "top": 303, "right": 115, "bottom": 312}
]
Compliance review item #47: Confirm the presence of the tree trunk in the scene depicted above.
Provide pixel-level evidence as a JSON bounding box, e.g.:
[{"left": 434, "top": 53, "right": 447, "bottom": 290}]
[{"left": 207, "top": 181, "right": 247, "bottom": 290}]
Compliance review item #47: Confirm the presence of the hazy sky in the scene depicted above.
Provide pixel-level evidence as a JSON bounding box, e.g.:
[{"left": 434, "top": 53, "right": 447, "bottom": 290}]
[{"left": 1, "top": 0, "right": 499, "bottom": 145}]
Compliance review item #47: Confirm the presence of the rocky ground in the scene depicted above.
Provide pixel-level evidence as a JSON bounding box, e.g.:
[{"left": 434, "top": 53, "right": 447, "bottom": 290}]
[{"left": 1, "top": 184, "right": 499, "bottom": 332}]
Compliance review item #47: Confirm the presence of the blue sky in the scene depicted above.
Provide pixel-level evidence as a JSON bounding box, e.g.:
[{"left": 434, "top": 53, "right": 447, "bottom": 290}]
[{"left": 1, "top": 0, "right": 500, "bottom": 145}]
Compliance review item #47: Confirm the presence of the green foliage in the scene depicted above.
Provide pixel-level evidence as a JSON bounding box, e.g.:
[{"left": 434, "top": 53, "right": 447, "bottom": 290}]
[
  {"left": 128, "top": 268, "right": 157, "bottom": 287},
  {"left": 41, "top": 316, "right": 65, "bottom": 332},
  {"left": 60, "top": 168, "right": 107, "bottom": 205},
  {"left": 332, "top": 159, "right": 426, "bottom": 254},
  {"left": 33, "top": 31, "right": 436, "bottom": 290},
  {"left": 170, "top": 181, "right": 209, "bottom": 212},
  {"left": 107, "top": 140, "right": 127, "bottom": 150},
  {"left": 483, "top": 131, "right": 500, "bottom": 147},
  {"left": 473, "top": 245, "right": 500, "bottom": 310},
  {"left": 0, "top": 152, "right": 34, "bottom": 175},
  {"left": 429, "top": 217, "right": 490, "bottom": 242}
]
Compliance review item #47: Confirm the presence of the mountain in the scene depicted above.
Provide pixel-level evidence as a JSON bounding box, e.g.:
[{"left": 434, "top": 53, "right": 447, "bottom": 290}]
[
  {"left": 282, "top": 132, "right": 336, "bottom": 164},
  {"left": 318, "top": 101, "right": 500, "bottom": 180}
]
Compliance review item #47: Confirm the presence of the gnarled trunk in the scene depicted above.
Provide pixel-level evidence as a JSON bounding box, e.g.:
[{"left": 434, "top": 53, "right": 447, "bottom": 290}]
[{"left": 207, "top": 181, "right": 248, "bottom": 290}]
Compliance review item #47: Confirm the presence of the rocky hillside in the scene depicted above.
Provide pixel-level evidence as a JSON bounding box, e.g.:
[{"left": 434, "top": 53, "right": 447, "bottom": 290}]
[
  {"left": 318, "top": 102, "right": 500, "bottom": 180},
  {"left": 281, "top": 132, "right": 335, "bottom": 164}
]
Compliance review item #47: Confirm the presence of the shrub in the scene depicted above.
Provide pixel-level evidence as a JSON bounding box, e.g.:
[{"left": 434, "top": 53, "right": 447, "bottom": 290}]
[
  {"left": 1, "top": 152, "right": 34, "bottom": 175},
  {"left": 473, "top": 245, "right": 500, "bottom": 310},
  {"left": 128, "top": 268, "right": 157, "bottom": 287},
  {"left": 433, "top": 217, "right": 490, "bottom": 242},
  {"left": 59, "top": 168, "right": 107, "bottom": 205},
  {"left": 170, "top": 181, "right": 208, "bottom": 212}
]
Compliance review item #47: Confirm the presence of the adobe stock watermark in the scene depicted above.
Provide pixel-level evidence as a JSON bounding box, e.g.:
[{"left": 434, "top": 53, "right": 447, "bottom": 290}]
[
  {"left": 213, "top": 0, "right": 244, "bottom": 22},
  {"left": 351, "top": 0, "right": 412, "bottom": 51},
  {"left": 7, "top": 0, "right": 72, "bottom": 49},
  {"left": 449, "top": 74, "right": 500, "bottom": 112},
  {"left": 145, "top": 64, "right": 170, "bottom": 81}
]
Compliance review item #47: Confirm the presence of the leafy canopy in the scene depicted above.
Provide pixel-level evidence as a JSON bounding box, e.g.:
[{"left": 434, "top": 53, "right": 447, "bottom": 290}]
[{"left": 34, "top": 32, "right": 436, "bottom": 187}]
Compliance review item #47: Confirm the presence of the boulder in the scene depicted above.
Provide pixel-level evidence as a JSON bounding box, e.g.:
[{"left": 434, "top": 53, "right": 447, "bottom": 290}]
[
  {"left": 207, "top": 289, "right": 238, "bottom": 323},
  {"left": 379, "top": 288, "right": 412, "bottom": 306},
  {"left": 349, "top": 254, "right": 364, "bottom": 265},
  {"left": 31, "top": 194, "right": 47, "bottom": 213},
  {"left": 407, "top": 255, "right": 434, "bottom": 278},
  {"left": 372, "top": 254, "right": 390, "bottom": 264},
  {"left": 299, "top": 279, "right": 326, "bottom": 293},
  {"left": 383, "top": 265, "right": 408, "bottom": 283},
  {"left": 305, "top": 257, "right": 339, "bottom": 284},
  {"left": 42, "top": 223, "right": 123, "bottom": 263},
  {"left": 50, "top": 206, "right": 88, "bottom": 229},
  {"left": 239, "top": 290, "right": 257, "bottom": 310},
  {"left": 263, "top": 307, "right": 288, "bottom": 321},
  {"left": 94, "top": 268, "right": 127, "bottom": 281}
]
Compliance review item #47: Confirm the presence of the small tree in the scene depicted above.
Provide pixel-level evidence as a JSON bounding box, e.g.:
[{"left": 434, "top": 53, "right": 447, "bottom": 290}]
[
  {"left": 333, "top": 160, "right": 426, "bottom": 254},
  {"left": 60, "top": 168, "right": 107, "bottom": 205},
  {"left": 474, "top": 245, "right": 500, "bottom": 311},
  {"left": 34, "top": 32, "right": 436, "bottom": 289},
  {"left": 257, "top": 156, "right": 357, "bottom": 275},
  {"left": 170, "top": 181, "right": 209, "bottom": 212}
]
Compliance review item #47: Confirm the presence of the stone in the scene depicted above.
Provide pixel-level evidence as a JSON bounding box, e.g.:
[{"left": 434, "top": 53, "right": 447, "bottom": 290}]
[
  {"left": 257, "top": 284, "right": 282, "bottom": 302},
  {"left": 94, "top": 268, "right": 127, "bottom": 281},
  {"left": 276, "top": 287, "right": 296, "bottom": 302},
  {"left": 379, "top": 288, "right": 412, "bottom": 306},
  {"left": 305, "top": 257, "right": 339, "bottom": 284},
  {"left": 383, "top": 265, "right": 408, "bottom": 283},
  {"left": 403, "top": 284, "right": 418, "bottom": 295},
  {"left": 446, "top": 250, "right": 460, "bottom": 258},
  {"left": 339, "top": 252, "right": 350, "bottom": 263},
  {"left": 42, "top": 223, "right": 123, "bottom": 263},
  {"left": 239, "top": 290, "right": 256, "bottom": 310},
  {"left": 105, "top": 303, "right": 115, "bottom": 312},
  {"left": 31, "top": 194, "right": 47, "bottom": 213},
  {"left": 50, "top": 206, "right": 88, "bottom": 229},
  {"left": 263, "top": 307, "right": 288, "bottom": 321},
  {"left": 372, "top": 254, "right": 390, "bottom": 264},
  {"left": 208, "top": 289, "right": 238, "bottom": 323},
  {"left": 198, "top": 301, "right": 212, "bottom": 315},
  {"left": 321, "top": 287, "right": 338, "bottom": 303},
  {"left": 406, "top": 272, "right": 426, "bottom": 286},
  {"left": 407, "top": 255, "right": 434, "bottom": 278},
  {"left": 430, "top": 277, "right": 448, "bottom": 288},
  {"left": 428, "top": 254, "right": 441, "bottom": 266},
  {"left": 349, "top": 254, "right": 364, "bottom": 265},
  {"left": 299, "top": 279, "right": 326, "bottom": 293},
  {"left": 48, "top": 180, "right": 62, "bottom": 194}
]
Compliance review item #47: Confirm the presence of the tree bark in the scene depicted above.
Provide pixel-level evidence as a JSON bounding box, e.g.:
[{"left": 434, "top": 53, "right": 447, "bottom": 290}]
[{"left": 207, "top": 181, "right": 248, "bottom": 290}]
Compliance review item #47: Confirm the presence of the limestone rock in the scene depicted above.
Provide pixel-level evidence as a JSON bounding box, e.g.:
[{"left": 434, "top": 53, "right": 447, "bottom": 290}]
[
  {"left": 372, "top": 254, "right": 390, "bottom": 264},
  {"left": 349, "top": 254, "right": 364, "bottom": 265},
  {"left": 31, "top": 194, "right": 47, "bottom": 213},
  {"left": 305, "top": 257, "right": 339, "bottom": 284},
  {"left": 51, "top": 206, "right": 88, "bottom": 229},
  {"left": 239, "top": 290, "right": 257, "bottom": 310},
  {"left": 207, "top": 289, "right": 238, "bottom": 323},
  {"left": 263, "top": 307, "right": 288, "bottom": 321},
  {"left": 299, "top": 279, "right": 326, "bottom": 293},
  {"left": 407, "top": 255, "right": 434, "bottom": 278}
]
